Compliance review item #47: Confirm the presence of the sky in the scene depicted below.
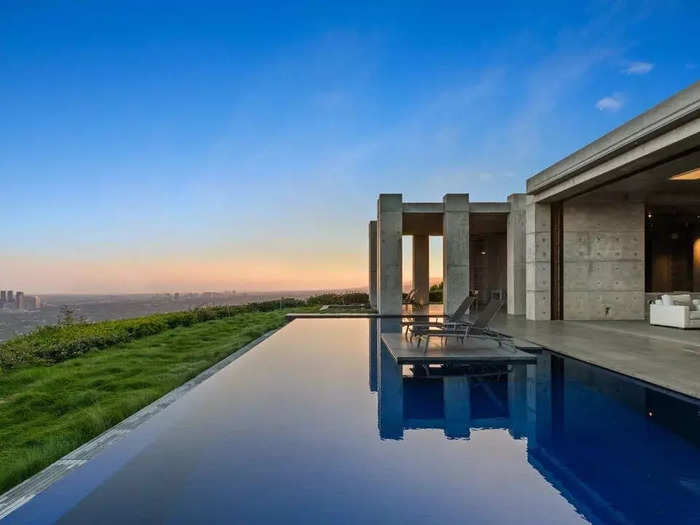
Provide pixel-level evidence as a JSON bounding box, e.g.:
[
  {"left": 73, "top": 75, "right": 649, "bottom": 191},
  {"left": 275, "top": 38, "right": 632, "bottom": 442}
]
[{"left": 1, "top": 1, "right": 699, "bottom": 293}]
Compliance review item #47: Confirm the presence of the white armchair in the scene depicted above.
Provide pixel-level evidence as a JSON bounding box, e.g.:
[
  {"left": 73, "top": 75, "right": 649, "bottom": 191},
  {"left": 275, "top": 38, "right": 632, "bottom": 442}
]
[{"left": 649, "top": 294, "right": 700, "bottom": 329}]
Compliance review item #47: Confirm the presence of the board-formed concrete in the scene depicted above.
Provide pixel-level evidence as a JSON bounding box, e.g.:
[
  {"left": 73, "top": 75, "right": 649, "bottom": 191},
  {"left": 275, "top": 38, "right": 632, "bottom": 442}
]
[
  {"left": 412, "top": 234, "right": 429, "bottom": 306},
  {"left": 507, "top": 193, "right": 527, "bottom": 315},
  {"left": 562, "top": 199, "right": 645, "bottom": 320},
  {"left": 525, "top": 199, "right": 551, "bottom": 320},
  {"left": 377, "top": 194, "right": 403, "bottom": 315},
  {"left": 442, "top": 194, "right": 470, "bottom": 316},
  {"left": 368, "top": 220, "right": 377, "bottom": 309}
]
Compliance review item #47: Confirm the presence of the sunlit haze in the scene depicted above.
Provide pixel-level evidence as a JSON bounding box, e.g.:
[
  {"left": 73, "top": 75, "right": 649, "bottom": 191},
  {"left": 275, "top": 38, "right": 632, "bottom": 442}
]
[{"left": 2, "top": 2, "right": 698, "bottom": 293}]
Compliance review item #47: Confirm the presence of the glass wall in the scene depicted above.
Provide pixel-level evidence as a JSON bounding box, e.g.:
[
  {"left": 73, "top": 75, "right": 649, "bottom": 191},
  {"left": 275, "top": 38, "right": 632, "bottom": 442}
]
[{"left": 645, "top": 206, "right": 700, "bottom": 292}]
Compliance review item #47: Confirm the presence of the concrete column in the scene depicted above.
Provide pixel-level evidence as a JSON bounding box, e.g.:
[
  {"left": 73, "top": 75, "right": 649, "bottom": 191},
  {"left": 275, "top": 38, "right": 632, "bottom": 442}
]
[
  {"left": 412, "top": 234, "right": 429, "bottom": 306},
  {"left": 442, "top": 194, "right": 470, "bottom": 316},
  {"left": 368, "top": 221, "right": 377, "bottom": 309},
  {"left": 525, "top": 198, "right": 551, "bottom": 320},
  {"left": 443, "top": 376, "right": 470, "bottom": 439},
  {"left": 534, "top": 352, "right": 553, "bottom": 447},
  {"left": 507, "top": 194, "right": 528, "bottom": 315},
  {"left": 377, "top": 194, "right": 403, "bottom": 315}
]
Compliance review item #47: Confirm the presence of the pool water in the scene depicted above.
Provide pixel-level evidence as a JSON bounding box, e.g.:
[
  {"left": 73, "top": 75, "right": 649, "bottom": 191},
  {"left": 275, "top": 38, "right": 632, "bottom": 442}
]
[{"left": 5, "top": 318, "right": 700, "bottom": 524}]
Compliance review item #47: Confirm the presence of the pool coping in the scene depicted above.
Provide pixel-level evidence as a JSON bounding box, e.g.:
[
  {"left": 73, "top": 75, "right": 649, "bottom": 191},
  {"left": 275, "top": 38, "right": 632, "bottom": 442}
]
[
  {"left": 285, "top": 313, "right": 447, "bottom": 319},
  {"left": 0, "top": 326, "right": 283, "bottom": 522}
]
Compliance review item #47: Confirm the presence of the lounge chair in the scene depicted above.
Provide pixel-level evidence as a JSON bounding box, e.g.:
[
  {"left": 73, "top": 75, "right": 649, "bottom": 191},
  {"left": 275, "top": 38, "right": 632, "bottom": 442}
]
[
  {"left": 402, "top": 289, "right": 417, "bottom": 305},
  {"left": 403, "top": 295, "right": 476, "bottom": 339},
  {"left": 414, "top": 299, "right": 505, "bottom": 348}
]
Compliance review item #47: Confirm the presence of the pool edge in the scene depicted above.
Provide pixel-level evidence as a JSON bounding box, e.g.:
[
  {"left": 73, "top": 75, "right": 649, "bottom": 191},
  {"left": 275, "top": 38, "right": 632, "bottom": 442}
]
[{"left": 0, "top": 326, "right": 283, "bottom": 521}]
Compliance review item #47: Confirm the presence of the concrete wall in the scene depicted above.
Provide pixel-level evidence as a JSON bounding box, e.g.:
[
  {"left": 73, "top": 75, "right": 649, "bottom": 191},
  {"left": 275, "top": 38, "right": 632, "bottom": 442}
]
[
  {"left": 470, "top": 234, "right": 506, "bottom": 303},
  {"left": 562, "top": 200, "right": 645, "bottom": 320},
  {"left": 526, "top": 199, "right": 551, "bottom": 320},
  {"left": 507, "top": 194, "right": 527, "bottom": 315}
]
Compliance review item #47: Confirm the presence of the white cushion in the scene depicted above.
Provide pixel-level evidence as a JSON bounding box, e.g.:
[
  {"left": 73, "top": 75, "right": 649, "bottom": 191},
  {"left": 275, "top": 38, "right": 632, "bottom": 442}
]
[
  {"left": 689, "top": 311, "right": 700, "bottom": 320},
  {"left": 655, "top": 299, "right": 663, "bottom": 305},
  {"left": 661, "top": 294, "right": 673, "bottom": 306},
  {"left": 673, "top": 294, "right": 692, "bottom": 306}
]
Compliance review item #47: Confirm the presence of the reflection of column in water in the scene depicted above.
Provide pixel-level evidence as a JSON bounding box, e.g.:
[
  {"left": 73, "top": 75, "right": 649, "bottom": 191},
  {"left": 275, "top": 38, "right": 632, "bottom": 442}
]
[
  {"left": 534, "top": 352, "right": 553, "bottom": 447},
  {"left": 525, "top": 363, "right": 537, "bottom": 444},
  {"left": 369, "top": 318, "right": 378, "bottom": 392},
  {"left": 379, "top": 317, "right": 402, "bottom": 334},
  {"left": 376, "top": 318, "right": 403, "bottom": 438},
  {"left": 443, "top": 376, "right": 470, "bottom": 439},
  {"left": 378, "top": 342, "right": 403, "bottom": 439},
  {"left": 508, "top": 364, "right": 528, "bottom": 439}
]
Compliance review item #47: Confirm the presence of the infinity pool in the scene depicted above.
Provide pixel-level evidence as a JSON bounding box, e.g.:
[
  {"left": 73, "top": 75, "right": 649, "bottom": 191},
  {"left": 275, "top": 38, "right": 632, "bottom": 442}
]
[{"left": 5, "top": 319, "right": 700, "bottom": 524}]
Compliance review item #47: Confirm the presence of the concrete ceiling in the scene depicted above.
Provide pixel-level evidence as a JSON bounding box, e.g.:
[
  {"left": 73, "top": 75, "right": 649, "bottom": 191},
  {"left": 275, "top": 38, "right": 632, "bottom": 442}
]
[
  {"left": 402, "top": 213, "right": 443, "bottom": 236},
  {"left": 470, "top": 214, "right": 507, "bottom": 235},
  {"left": 574, "top": 148, "right": 700, "bottom": 204}
]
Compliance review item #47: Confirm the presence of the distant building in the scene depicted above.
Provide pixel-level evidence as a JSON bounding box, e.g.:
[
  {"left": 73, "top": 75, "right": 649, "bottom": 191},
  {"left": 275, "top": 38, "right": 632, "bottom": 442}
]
[
  {"left": 0, "top": 290, "right": 5, "bottom": 303},
  {"left": 7, "top": 290, "right": 13, "bottom": 303},
  {"left": 31, "top": 295, "right": 41, "bottom": 309},
  {"left": 15, "top": 291, "right": 24, "bottom": 310}
]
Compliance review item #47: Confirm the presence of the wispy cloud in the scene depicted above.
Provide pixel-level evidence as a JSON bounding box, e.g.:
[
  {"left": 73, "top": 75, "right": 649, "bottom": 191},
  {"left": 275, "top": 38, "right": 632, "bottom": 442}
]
[
  {"left": 596, "top": 94, "right": 624, "bottom": 111},
  {"left": 686, "top": 63, "right": 697, "bottom": 70},
  {"left": 622, "top": 61, "right": 653, "bottom": 74}
]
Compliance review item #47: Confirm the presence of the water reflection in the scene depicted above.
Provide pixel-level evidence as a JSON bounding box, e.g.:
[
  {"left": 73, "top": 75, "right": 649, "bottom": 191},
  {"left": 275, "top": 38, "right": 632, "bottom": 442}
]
[
  {"left": 4, "top": 318, "right": 699, "bottom": 524},
  {"left": 371, "top": 318, "right": 700, "bottom": 524}
]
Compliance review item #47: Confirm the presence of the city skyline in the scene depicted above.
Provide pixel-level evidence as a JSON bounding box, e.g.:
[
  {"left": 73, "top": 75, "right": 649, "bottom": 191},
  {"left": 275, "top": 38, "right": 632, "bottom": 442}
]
[{"left": 2, "top": 2, "right": 699, "bottom": 293}]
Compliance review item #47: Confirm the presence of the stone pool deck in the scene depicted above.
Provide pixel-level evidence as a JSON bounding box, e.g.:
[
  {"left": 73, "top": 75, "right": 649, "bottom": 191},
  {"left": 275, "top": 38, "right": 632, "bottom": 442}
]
[
  {"left": 381, "top": 332, "right": 536, "bottom": 365},
  {"left": 490, "top": 315, "right": 700, "bottom": 400}
]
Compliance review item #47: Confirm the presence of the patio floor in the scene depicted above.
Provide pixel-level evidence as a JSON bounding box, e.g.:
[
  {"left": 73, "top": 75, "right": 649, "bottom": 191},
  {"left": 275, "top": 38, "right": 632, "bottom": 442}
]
[
  {"left": 400, "top": 304, "right": 700, "bottom": 399},
  {"left": 490, "top": 314, "right": 700, "bottom": 399},
  {"left": 381, "top": 332, "right": 537, "bottom": 365}
]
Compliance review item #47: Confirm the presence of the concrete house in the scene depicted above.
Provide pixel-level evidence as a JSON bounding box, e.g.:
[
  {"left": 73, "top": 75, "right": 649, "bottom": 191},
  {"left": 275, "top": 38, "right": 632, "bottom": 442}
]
[{"left": 369, "top": 81, "right": 700, "bottom": 321}]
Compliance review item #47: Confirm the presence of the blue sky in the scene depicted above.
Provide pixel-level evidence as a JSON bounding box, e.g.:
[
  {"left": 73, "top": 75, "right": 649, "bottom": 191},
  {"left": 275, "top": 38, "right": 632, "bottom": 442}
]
[{"left": 1, "top": 1, "right": 698, "bottom": 292}]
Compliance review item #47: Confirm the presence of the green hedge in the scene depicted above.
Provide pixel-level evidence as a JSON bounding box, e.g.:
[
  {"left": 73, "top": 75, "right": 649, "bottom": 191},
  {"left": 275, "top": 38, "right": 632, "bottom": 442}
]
[
  {"left": 429, "top": 290, "right": 443, "bottom": 302},
  {"left": 305, "top": 292, "right": 369, "bottom": 306},
  {"left": 0, "top": 298, "right": 305, "bottom": 371},
  {"left": 0, "top": 293, "right": 376, "bottom": 371}
]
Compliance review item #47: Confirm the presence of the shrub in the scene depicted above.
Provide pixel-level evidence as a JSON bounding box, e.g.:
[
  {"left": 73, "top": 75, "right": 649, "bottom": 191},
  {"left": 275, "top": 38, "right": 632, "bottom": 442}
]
[
  {"left": 306, "top": 292, "right": 369, "bottom": 306},
  {"left": 0, "top": 298, "right": 306, "bottom": 371},
  {"left": 429, "top": 290, "right": 443, "bottom": 303}
]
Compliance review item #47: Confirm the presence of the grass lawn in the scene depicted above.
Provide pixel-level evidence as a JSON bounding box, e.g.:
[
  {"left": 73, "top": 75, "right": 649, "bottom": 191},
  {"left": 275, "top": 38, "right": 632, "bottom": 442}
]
[{"left": 0, "top": 309, "right": 300, "bottom": 494}]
